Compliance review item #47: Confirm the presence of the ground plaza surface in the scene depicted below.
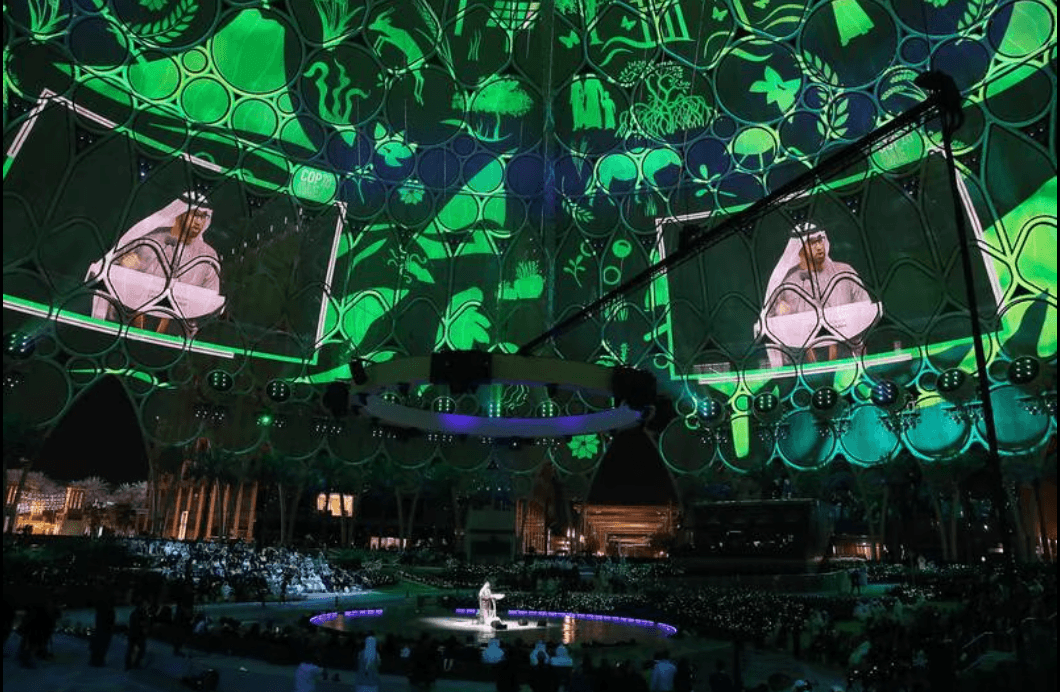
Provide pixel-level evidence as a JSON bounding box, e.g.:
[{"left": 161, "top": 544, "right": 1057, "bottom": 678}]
[{"left": 4, "top": 584, "right": 850, "bottom": 692}]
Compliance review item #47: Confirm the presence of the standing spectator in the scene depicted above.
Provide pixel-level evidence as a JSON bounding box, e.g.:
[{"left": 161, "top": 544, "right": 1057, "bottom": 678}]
[
  {"left": 355, "top": 634, "right": 381, "bottom": 692},
  {"left": 89, "top": 593, "right": 116, "bottom": 667},
  {"left": 528, "top": 649, "right": 557, "bottom": 692},
  {"left": 483, "top": 638, "right": 506, "bottom": 664},
  {"left": 125, "top": 600, "right": 150, "bottom": 670},
  {"left": 293, "top": 652, "right": 327, "bottom": 692},
  {"left": 568, "top": 654, "right": 596, "bottom": 692},
  {"left": 529, "top": 639, "right": 550, "bottom": 666},
  {"left": 551, "top": 644, "right": 574, "bottom": 691},
  {"left": 495, "top": 651, "right": 521, "bottom": 692},
  {"left": 2, "top": 596, "right": 14, "bottom": 651},
  {"left": 596, "top": 658, "right": 617, "bottom": 692},
  {"left": 649, "top": 650, "right": 677, "bottom": 692},
  {"left": 172, "top": 601, "right": 192, "bottom": 657},
  {"left": 39, "top": 599, "right": 60, "bottom": 659},
  {"left": 408, "top": 633, "right": 439, "bottom": 690},
  {"left": 674, "top": 657, "right": 695, "bottom": 692},
  {"left": 618, "top": 659, "right": 650, "bottom": 692},
  {"left": 17, "top": 603, "right": 47, "bottom": 668},
  {"left": 708, "top": 660, "right": 736, "bottom": 692}
]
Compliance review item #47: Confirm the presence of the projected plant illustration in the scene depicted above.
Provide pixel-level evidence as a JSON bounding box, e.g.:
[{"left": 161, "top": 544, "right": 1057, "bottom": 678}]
[{"left": 617, "top": 61, "right": 713, "bottom": 139}]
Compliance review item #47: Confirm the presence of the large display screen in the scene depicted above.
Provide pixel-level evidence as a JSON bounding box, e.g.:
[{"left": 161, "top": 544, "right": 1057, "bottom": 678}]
[
  {"left": 652, "top": 150, "right": 1004, "bottom": 384},
  {"left": 3, "top": 94, "right": 345, "bottom": 361}
]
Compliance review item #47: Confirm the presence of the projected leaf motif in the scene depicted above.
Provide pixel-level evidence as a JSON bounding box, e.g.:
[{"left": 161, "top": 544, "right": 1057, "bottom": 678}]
[
  {"left": 750, "top": 67, "right": 800, "bottom": 113},
  {"left": 131, "top": 0, "right": 198, "bottom": 45}
]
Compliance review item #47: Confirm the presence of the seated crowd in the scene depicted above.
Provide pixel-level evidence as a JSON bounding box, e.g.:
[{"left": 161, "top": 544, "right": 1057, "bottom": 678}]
[
  {"left": 124, "top": 538, "right": 376, "bottom": 603},
  {"left": 5, "top": 535, "right": 1056, "bottom": 691}
]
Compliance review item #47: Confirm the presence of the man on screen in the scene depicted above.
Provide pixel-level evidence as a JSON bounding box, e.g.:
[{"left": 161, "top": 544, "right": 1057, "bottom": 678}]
[
  {"left": 758, "top": 222, "right": 877, "bottom": 365},
  {"left": 88, "top": 191, "right": 224, "bottom": 335}
]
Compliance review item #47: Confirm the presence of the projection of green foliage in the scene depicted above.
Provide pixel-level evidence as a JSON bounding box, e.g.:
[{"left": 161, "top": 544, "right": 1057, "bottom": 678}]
[{"left": 312, "top": 0, "right": 365, "bottom": 48}]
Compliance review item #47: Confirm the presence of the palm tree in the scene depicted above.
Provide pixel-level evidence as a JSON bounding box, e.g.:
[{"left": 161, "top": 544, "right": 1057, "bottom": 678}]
[
  {"left": 316, "top": 456, "right": 369, "bottom": 547},
  {"left": 3, "top": 414, "right": 49, "bottom": 534},
  {"left": 150, "top": 444, "right": 188, "bottom": 537},
  {"left": 222, "top": 451, "right": 260, "bottom": 541},
  {"left": 71, "top": 475, "right": 112, "bottom": 535},
  {"left": 260, "top": 449, "right": 319, "bottom": 546},
  {"left": 71, "top": 476, "right": 111, "bottom": 507}
]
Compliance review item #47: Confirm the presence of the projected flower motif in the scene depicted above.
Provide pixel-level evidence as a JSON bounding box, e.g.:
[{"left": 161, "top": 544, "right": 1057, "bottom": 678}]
[
  {"left": 139, "top": 0, "right": 167, "bottom": 10},
  {"left": 398, "top": 180, "right": 425, "bottom": 205},
  {"left": 925, "top": 0, "right": 953, "bottom": 6},
  {"left": 750, "top": 66, "right": 800, "bottom": 113},
  {"left": 568, "top": 434, "right": 599, "bottom": 460}
]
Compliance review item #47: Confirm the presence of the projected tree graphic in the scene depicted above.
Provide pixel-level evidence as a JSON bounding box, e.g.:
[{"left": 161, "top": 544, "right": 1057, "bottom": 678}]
[
  {"left": 468, "top": 77, "right": 534, "bottom": 140},
  {"left": 617, "top": 61, "right": 712, "bottom": 139}
]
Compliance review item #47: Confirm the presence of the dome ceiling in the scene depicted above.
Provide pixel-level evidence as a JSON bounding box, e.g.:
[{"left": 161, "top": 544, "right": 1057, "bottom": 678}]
[{"left": 2, "top": 0, "right": 1056, "bottom": 474}]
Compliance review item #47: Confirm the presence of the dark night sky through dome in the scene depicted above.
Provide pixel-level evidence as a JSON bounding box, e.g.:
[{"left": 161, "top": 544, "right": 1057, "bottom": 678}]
[
  {"left": 35, "top": 375, "right": 150, "bottom": 485},
  {"left": 1, "top": 1, "right": 1056, "bottom": 477}
]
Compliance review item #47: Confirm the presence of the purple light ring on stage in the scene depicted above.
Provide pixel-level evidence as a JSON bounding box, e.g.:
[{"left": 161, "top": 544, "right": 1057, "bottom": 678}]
[
  {"left": 310, "top": 608, "right": 385, "bottom": 626},
  {"left": 456, "top": 608, "right": 677, "bottom": 636}
]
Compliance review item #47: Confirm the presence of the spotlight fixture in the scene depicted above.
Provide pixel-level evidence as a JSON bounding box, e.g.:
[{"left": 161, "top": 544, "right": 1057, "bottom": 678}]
[
  {"left": 1020, "top": 392, "right": 1057, "bottom": 417},
  {"left": 537, "top": 399, "right": 558, "bottom": 417},
  {"left": 313, "top": 418, "right": 344, "bottom": 436},
  {"left": 870, "top": 380, "right": 901, "bottom": 408},
  {"left": 502, "top": 437, "right": 525, "bottom": 450},
  {"left": 753, "top": 392, "right": 779, "bottom": 415},
  {"left": 937, "top": 368, "right": 968, "bottom": 393},
  {"left": 266, "top": 379, "right": 291, "bottom": 403},
  {"left": 207, "top": 370, "right": 234, "bottom": 392},
  {"left": 811, "top": 386, "right": 839, "bottom": 412},
  {"left": 194, "top": 403, "right": 228, "bottom": 423},
  {"left": 3, "top": 332, "right": 34, "bottom": 359},
  {"left": 698, "top": 398, "right": 725, "bottom": 425},
  {"left": 946, "top": 401, "right": 984, "bottom": 425},
  {"left": 1008, "top": 356, "right": 1041, "bottom": 385},
  {"left": 937, "top": 368, "right": 975, "bottom": 405}
]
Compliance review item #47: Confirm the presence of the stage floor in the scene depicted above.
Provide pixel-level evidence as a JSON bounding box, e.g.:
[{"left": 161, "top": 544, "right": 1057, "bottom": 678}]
[{"left": 313, "top": 605, "right": 676, "bottom": 645}]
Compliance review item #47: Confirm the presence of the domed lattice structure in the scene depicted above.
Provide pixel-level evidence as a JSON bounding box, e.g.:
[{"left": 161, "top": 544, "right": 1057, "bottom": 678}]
[{"left": 2, "top": 0, "right": 1055, "bottom": 492}]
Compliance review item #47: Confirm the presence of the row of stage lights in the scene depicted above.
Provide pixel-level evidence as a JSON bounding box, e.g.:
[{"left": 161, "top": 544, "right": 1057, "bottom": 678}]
[
  {"left": 4, "top": 332, "right": 1053, "bottom": 437},
  {"left": 8, "top": 332, "right": 1056, "bottom": 390},
  {"left": 694, "top": 357, "right": 1054, "bottom": 443}
]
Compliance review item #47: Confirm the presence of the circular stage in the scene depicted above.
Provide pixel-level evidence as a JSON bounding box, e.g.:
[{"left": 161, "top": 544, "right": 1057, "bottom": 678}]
[{"left": 312, "top": 607, "right": 676, "bottom": 645}]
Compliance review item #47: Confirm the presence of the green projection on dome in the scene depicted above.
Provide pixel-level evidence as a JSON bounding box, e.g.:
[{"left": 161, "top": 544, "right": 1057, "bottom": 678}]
[{"left": 2, "top": 0, "right": 1056, "bottom": 473}]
